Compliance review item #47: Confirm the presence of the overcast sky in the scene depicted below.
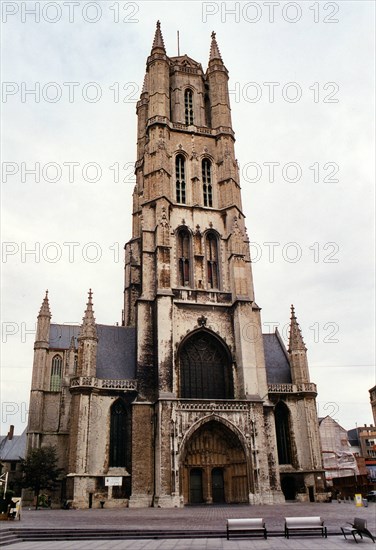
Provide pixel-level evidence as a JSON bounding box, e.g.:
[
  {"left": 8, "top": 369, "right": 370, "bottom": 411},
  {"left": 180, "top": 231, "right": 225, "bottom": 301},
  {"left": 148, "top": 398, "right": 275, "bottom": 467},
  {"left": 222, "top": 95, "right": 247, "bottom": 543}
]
[{"left": 1, "top": 1, "right": 375, "bottom": 436}]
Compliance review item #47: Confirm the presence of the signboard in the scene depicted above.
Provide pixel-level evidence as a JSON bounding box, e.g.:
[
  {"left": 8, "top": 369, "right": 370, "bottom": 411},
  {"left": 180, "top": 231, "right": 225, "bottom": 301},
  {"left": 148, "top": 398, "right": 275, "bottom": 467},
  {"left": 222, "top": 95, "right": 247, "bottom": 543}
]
[
  {"left": 354, "top": 493, "right": 363, "bottom": 507},
  {"left": 105, "top": 477, "right": 122, "bottom": 486}
]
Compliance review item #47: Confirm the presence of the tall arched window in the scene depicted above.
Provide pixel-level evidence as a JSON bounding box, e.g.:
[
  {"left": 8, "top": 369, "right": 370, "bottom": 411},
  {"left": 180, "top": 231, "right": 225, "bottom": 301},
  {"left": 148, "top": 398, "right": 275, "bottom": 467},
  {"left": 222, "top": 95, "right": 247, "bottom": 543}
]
[
  {"left": 177, "top": 227, "right": 191, "bottom": 286},
  {"left": 205, "top": 232, "right": 219, "bottom": 289},
  {"left": 179, "top": 331, "right": 233, "bottom": 399},
  {"left": 110, "top": 399, "right": 127, "bottom": 467},
  {"left": 274, "top": 402, "right": 293, "bottom": 464},
  {"left": 185, "top": 89, "right": 194, "bottom": 125},
  {"left": 202, "top": 159, "right": 212, "bottom": 207},
  {"left": 176, "top": 155, "right": 186, "bottom": 204},
  {"left": 50, "top": 355, "right": 62, "bottom": 391}
]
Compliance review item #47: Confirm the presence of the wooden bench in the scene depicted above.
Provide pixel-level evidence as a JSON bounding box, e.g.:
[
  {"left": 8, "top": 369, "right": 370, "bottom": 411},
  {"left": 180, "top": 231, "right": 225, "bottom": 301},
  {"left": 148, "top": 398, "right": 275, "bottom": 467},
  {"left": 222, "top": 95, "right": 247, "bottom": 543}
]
[
  {"left": 284, "top": 516, "right": 327, "bottom": 538},
  {"left": 341, "top": 517, "right": 375, "bottom": 543},
  {"left": 226, "top": 518, "right": 267, "bottom": 540}
]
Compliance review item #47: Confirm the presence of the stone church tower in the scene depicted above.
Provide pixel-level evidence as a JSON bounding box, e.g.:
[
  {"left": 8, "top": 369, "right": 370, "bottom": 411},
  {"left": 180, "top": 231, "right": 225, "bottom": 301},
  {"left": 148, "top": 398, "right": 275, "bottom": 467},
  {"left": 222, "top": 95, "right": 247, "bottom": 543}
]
[{"left": 26, "top": 22, "right": 326, "bottom": 508}]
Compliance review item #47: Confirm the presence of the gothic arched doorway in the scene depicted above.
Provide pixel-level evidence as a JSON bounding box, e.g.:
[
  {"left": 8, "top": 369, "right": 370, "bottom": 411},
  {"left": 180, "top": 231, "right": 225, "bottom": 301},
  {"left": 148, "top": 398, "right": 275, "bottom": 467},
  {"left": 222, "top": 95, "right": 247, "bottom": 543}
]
[{"left": 181, "top": 420, "right": 249, "bottom": 504}]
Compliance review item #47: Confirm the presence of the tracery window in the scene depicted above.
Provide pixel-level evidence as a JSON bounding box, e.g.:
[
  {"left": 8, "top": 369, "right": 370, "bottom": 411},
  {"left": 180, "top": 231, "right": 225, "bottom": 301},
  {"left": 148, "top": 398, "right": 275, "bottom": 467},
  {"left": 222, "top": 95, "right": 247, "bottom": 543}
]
[
  {"left": 176, "top": 155, "right": 186, "bottom": 204},
  {"left": 177, "top": 227, "right": 191, "bottom": 286},
  {"left": 109, "top": 399, "right": 127, "bottom": 467},
  {"left": 205, "top": 232, "right": 219, "bottom": 289},
  {"left": 202, "top": 159, "right": 213, "bottom": 207},
  {"left": 179, "top": 331, "right": 233, "bottom": 399},
  {"left": 275, "top": 402, "right": 293, "bottom": 464},
  {"left": 185, "top": 89, "right": 194, "bottom": 125},
  {"left": 50, "top": 355, "right": 62, "bottom": 391}
]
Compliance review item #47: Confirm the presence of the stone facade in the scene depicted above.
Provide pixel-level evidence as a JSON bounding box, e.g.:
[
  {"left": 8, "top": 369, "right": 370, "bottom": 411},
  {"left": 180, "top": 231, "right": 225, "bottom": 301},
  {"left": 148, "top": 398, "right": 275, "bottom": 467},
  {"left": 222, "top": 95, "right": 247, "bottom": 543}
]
[{"left": 26, "top": 22, "right": 326, "bottom": 508}]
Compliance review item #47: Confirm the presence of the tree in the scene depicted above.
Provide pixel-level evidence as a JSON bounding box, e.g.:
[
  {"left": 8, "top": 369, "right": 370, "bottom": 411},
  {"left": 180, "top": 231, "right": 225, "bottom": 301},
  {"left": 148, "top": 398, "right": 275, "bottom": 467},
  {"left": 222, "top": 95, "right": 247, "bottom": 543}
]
[{"left": 20, "top": 446, "right": 62, "bottom": 509}]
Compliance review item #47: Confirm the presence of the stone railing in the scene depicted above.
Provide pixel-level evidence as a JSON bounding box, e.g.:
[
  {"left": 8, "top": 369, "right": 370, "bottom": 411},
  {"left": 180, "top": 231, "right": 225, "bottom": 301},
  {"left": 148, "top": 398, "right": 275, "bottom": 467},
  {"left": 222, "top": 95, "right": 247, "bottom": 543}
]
[
  {"left": 176, "top": 401, "right": 250, "bottom": 412},
  {"left": 268, "top": 383, "right": 317, "bottom": 394},
  {"left": 70, "top": 377, "right": 137, "bottom": 391}
]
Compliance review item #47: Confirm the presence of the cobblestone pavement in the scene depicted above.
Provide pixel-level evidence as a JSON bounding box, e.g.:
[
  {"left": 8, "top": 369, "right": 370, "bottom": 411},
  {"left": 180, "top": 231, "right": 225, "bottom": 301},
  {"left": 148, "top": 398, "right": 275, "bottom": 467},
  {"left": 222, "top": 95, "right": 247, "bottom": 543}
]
[
  {"left": 1, "top": 502, "right": 375, "bottom": 549},
  {"left": 2, "top": 501, "right": 375, "bottom": 532},
  {"left": 3, "top": 535, "right": 375, "bottom": 550}
]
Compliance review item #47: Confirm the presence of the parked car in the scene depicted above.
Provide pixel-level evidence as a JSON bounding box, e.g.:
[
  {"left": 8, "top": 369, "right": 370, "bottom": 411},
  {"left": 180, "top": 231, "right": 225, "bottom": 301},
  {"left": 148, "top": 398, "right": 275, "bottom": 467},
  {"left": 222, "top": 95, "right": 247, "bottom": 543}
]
[{"left": 366, "top": 490, "right": 376, "bottom": 501}]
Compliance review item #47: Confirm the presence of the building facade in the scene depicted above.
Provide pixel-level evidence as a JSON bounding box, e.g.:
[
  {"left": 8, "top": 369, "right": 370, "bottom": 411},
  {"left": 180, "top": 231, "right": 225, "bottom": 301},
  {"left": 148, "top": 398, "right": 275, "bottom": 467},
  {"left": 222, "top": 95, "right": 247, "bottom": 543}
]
[
  {"left": 318, "top": 416, "right": 358, "bottom": 485},
  {"left": 26, "top": 23, "right": 326, "bottom": 508}
]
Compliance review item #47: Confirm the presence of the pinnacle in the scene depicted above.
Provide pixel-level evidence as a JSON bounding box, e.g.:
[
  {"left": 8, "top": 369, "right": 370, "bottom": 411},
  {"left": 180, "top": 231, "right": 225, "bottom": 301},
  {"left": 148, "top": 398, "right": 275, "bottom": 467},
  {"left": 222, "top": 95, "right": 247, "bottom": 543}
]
[
  {"left": 152, "top": 20, "right": 166, "bottom": 52},
  {"left": 141, "top": 73, "right": 148, "bottom": 94},
  {"left": 79, "top": 288, "right": 97, "bottom": 340},
  {"left": 288, "top": 304, "right": 306, "bottom": 352},
  {"left": 209, "top": 30, "right": 223, "bottom": 62},
  {"left": 38, "top": 290, "right": 51, "bottom": 318}
]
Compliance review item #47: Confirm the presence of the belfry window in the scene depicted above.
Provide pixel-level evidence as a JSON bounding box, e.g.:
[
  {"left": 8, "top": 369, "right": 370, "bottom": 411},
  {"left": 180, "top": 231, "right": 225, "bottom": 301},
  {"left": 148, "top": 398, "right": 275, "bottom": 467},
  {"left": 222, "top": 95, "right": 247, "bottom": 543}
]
[
  {"left": 202, "top": 159, "right": 213, "bottom": 207},
  {"left": 176, "top": 155, "right": 186, "bottom": 204},
  {"left": 50, "top": 355, "right": 62, "bottom": 391},
  {"left": 177, "top": 228, "right": 191, "bottom": 286},
  {"left": 275, "top": 402, "right": 293, "bottom": 464},
  {"left": 205, "top": 232, "right": 219, "bottom": 289},
  {"left": 109, "top": 399, "right": 127, "bottom": 467},
  {"left": 184, "top": 89, "right": 194, "bottom": 125}
]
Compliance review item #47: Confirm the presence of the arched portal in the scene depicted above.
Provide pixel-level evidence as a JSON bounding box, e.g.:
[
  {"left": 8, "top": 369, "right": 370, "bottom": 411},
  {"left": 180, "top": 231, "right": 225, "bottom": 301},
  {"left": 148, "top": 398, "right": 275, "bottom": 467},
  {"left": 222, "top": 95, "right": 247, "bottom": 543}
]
[{"left": 181, "top": 420, "right": 249, "bottom": 504}]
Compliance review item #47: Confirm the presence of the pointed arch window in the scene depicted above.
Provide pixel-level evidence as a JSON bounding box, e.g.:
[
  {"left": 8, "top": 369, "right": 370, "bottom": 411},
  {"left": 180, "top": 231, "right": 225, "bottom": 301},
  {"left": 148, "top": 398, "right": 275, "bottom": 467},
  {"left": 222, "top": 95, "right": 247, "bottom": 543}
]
[
  {"left": 205, "top": 232, "right": 219, "bottom": 289},
  {"left": 175, "top": 155, "right": 186, "bottom": 204},
  {"left": 50, "top": 354, "right": 62, "bottom": 391},
  {"left": 177, "top": 227, "right": 191, "bottom": 286},
  {"left": 202, "top": 159, "right": 213, "bottom": 207},
  {"left": 110, "top": 399, "right": 127, "bottom": 467},
  {"left": 275, "top": 402, "right": 293, "bottom": 465},
  {"left": 179, "top": 331, "right": 233, "bottom": 399},
  {"left": 185, "top": 89, "right": 194, "bottom": 125}
]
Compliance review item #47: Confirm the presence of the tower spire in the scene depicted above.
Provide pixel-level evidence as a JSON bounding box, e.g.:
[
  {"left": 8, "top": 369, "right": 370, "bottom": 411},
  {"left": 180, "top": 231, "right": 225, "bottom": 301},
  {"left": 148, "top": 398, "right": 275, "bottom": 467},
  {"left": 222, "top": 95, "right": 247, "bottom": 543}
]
[
  {"left": 288, "top": 304, "right": 306, "bottom": 352},
  {"left": 80, "top": 289, "right": 97, "bottom": 340},
  {"left": 152, "top": 20, "right": 166, "bottom": 52},
  {"left": 38, "top": 290, "right": 51, "bottom": 318},
  {"left": 209, "top": 31, "right": 223, "bottom": 62}
]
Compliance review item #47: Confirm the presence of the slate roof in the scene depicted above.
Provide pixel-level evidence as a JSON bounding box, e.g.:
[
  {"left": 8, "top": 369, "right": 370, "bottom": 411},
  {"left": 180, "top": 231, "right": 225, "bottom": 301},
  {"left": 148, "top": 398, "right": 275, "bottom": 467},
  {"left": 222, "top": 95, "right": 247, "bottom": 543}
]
[
  {"left": 49, "top": 323, "right": 136, "bottom": 380},
  {"left": 263, "top": 330, "right": 292, "bottom": 384},
  {"left": 0, "top": 429, "right": 27, "bottom": 461}
]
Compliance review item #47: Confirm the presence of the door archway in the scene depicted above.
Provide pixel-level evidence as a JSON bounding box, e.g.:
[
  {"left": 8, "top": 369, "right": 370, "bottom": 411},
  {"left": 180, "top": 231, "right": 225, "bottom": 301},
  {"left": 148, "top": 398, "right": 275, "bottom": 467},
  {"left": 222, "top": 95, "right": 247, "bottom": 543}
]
[{"left": 181, "top": 420, "right": 249, "bottom": 504}]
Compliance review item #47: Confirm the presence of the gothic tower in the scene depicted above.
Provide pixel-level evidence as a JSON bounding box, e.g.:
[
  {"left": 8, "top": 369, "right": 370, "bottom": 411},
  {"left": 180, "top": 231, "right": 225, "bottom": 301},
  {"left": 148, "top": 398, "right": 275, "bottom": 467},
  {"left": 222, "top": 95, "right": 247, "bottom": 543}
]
[
  {"left": 124, "top": 22, "right": 284, "bottom": 507},
  {"left": 25, "top": 22, "right": 326, "bottom": 509}
]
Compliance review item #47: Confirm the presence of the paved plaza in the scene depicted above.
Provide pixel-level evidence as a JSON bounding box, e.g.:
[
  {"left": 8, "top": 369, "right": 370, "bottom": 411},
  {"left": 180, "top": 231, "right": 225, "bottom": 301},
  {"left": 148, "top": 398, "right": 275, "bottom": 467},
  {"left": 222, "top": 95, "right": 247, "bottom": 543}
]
[{"left": 1, "top": 501, "right": 375, "bottom": 549}]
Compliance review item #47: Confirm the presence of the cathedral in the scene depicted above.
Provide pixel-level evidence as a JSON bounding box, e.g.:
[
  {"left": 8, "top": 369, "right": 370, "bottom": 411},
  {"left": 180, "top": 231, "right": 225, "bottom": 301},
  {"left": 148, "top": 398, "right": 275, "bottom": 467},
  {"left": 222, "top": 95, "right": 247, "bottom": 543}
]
[{"left": 26, "top": 22, "right": 327, "bottom": 508}]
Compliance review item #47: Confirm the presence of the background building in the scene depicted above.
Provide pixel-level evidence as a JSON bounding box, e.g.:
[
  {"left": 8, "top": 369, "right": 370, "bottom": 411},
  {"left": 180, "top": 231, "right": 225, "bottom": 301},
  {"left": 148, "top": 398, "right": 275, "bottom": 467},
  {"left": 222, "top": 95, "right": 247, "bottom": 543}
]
[{"left": 0, "top": 426, "right": 26, "bottom": 497}]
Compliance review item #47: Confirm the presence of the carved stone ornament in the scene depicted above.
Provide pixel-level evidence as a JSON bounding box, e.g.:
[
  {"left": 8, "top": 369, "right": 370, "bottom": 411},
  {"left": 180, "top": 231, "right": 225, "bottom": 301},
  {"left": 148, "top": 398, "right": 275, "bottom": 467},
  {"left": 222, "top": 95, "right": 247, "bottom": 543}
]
[{"left": 197, "top": 315, "right": 207, "bottom": 327}]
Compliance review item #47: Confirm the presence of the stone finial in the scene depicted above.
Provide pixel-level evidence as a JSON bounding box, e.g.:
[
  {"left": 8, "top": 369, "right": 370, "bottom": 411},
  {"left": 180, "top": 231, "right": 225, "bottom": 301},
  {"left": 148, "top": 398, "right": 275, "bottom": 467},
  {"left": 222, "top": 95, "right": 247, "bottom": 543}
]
[
  {"left": 288, "top": 304, "right": 307, "bottom": 352},
  {"left": 209, "top": 31, "right": 223, "bottom": 62},
  {"left": 152, "top": 20, "right": 166, "bottom": 52},
  {"left": 79, "top": 289, "right": 97, "bottom": 340},
  {"left": 38, "top": 290, "right": 51, "bottom": 318}
]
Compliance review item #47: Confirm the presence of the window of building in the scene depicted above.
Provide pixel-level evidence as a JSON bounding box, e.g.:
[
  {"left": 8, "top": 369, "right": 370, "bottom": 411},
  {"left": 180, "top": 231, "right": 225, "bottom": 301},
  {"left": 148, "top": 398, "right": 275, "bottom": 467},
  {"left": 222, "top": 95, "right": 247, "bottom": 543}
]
[
  {"left": 179, "top": 331, "right": 233, "bottom": 399},
  {"left": 202, "top": 159, "right": 213, "bottom": 207},
  {"left": 109, "top": 399, "right": 127, "bottom": 468},
  {"left": 205, "top": 232, "right": 219, "bottom": 289},
  {"left": 50, "top": 355, "right": 62, "bottom": 391},
  {"left": 176, "top": 155, "right": 186, "bottom": 204},
  {"left": 185, "top": 89, "right": 194, "bottom": 125},
  {"left": 274, "top": 402, "right": 293, "bottom": 464},
  {"left": 177, "top": 228, "right": 191, "bottom": 286}
]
